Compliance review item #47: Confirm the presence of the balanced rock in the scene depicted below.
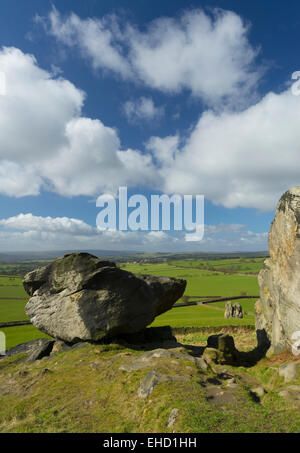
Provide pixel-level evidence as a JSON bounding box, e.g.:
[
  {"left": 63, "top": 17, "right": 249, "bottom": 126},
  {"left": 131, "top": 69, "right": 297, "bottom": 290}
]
[
  {"left": 256, "top": 187, "right": 300, "bottom": 353},
  {"left": 23, "top": 253, "right": 186, "bottom": 343}
]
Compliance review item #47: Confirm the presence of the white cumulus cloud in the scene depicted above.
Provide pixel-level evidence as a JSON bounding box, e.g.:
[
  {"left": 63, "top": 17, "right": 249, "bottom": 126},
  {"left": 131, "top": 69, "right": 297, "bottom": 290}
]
[
  {"left": 0, "top": 213, "right": 267, "bottom": 252},
  {"left": 150, "top": 88, "right": 300, "bottom": 211},
  {"left": 42, "top": 7, "right": 262, "bottom": 108},
  {"left": 0, "top": 46, "right": 159, "bottom": 197}
]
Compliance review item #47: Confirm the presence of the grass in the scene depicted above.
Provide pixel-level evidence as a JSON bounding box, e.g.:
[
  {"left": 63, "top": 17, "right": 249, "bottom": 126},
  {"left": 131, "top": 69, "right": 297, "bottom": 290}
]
[
  {"left": 170, "top": 257, "right": 265, "bottom": 274},
  {"left": 1, "top": 334, "right": 300, "bottom": 433},
  {"left": 151, "top": 304, "right": 255, "bottom": 328},
  {"left": 0, "top": 300, "right": 28, "bottom": 322},
  {"left": 4, "top": 256, "right": 300, "bottom": 434},
  {"left": 122, "top": 263, "right": 260, "bottom": 298},
  {"left": 1, "top": 326, "right": 50, "bottom": 349},
  {"left": 211, "top": 298, "right": 256, "bottom": 313},
  {"left": 0, "top": 276, "right": 28, "bottom": 299}
]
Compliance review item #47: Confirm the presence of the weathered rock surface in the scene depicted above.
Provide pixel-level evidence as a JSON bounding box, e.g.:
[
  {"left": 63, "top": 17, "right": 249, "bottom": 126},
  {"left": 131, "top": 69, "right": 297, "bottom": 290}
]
[
  {"left": 205, "top": 334, "right": 239, "bottom": 364},
  {"left": 137, "top": 370, "right": 188, "bottom": 398},
  {"left": 224, "top": 301, "right": 243, "bottom": 319},
  {"left": 119, "top": 347, "right": 209, "bottom": 372},
  {"left": 233, "top": 303, "right": 243, "bottom": 319},
  {"left": 2, "top": 338, "right": 55, "bottom": 360},
  {"left": 138, "top": 371, "right": 160, "bottom": 398},
  {"left": 166, "top": 408, "right": 179, "bottom": 428},
  {"left": 224, "top": 301, "right": 233, "bottom": 319},
  {"left": 278, "top": 362, "right": 300, "bottom": 383},
  {"left": 278, "top": 385, "right": 300, "bottom": 403},
  {"left": 25, "top": 339, "right": 55, "bottom": 363},
  {"left": 23, "top": 253, "right": 186, "bottom": 343},
  {"left": 256, "top": 187, "right": 300, "bottom": 353}
]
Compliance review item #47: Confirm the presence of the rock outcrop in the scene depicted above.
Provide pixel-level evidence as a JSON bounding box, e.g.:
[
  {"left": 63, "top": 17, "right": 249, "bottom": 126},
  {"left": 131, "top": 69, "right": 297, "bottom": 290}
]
[
  {"left": 224, "top": 301, "right": 243, "bottom": 319},
  {"left": 3, "top": 338, "right": 55, "bottom": 359},
  {"left": 224, "top": 301, "right": 233, "bottom": 319},
  {"left": 204, "top": 334, "right": 240, "bottom": 365},
  {"left": 256, "top": 187, "right": 300, "bottom": 353},
  {"left": 23, "top": 253, "right": 186, "bottom": 343},
  {"left": 233, "top": 303, "right": 243, "bottom": 319}
]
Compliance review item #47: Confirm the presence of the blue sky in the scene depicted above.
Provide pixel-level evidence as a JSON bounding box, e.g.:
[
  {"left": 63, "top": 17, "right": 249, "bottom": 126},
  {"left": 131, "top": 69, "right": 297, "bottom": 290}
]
[{"left": 0, "top": 0, "right": 299, "bottom": 252}]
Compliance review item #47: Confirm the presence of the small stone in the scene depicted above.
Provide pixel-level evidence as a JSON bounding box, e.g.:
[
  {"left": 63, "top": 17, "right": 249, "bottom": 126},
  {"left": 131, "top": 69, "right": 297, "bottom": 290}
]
[
  {"left": 279, "top": 385, "right": 300, "bottom": 401},
  {"left": 205, "top": 335, "right": 239, "bottom": 365},
  {"left": 166, "top": 408, "right": 179, "bottom": 428},
  {"left": 279, "top": 363, "right": 300, "bottom": 383},
  {"left": 138, "top": 371, "right": 159, "bottom": 398}
]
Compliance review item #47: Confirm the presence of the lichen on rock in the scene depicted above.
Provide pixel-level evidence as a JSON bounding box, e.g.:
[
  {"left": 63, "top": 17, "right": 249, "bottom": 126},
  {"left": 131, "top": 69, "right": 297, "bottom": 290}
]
[
  {"left": 256, "top": 187, "right": 300, "bottom": 354},
  {"left": 23, "top": 253, "right": 186, "bottom": 343}
]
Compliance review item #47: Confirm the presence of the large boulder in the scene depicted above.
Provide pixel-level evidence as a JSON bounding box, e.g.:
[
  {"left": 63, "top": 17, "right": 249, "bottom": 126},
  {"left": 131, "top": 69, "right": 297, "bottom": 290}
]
[
  {"left": 256, "top": 187, "right": 300, "bottom": 353},
  {"left": 23, "top": 253, "right": 186, "bottom": 343}
]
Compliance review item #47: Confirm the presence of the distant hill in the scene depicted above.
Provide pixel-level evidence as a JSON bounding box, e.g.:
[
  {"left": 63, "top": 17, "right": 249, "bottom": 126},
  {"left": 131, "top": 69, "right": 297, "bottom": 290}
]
[
  {"left": 0, "top": 250, "right": 144, "bottom": 263},
  {"left": 0, "top": 250, "right": 269, "bottom": 264}
]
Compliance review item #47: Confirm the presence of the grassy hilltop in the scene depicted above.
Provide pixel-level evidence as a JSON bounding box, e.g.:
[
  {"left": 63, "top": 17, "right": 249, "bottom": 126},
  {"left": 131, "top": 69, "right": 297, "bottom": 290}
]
[
  {"left": 1, "top": 329, "right": 300, "bottom": 433},
  {"left": 4, "top": 254, "right": 300, "bottom": 434}
]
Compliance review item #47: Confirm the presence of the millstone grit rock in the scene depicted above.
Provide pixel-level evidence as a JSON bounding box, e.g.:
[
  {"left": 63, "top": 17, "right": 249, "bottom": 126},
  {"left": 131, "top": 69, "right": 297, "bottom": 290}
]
[
  {"left": 224, "top": 301, "right": 243, "bottom": 319},
  {"left": 256, "top": 187, "right": 300, "bottom": 353},
  {"left": 23, "top": 253, "right": 186, "bottom": 343}
]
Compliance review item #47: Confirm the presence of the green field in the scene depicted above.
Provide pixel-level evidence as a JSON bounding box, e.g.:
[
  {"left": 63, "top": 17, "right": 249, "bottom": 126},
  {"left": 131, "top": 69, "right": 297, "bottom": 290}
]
[
  {"left": 122, "top": 263, "right": 259, "bottom": 297},
  {"left": 121, "top": 261, "right": 260, "bottom": 331},
  {"left": 0, "top": 275, "right": 29, "bottom": 325},
  {"left": 0, "top": 256, "right": 264, "bottom": 349},
  {"left": 169, "top": 257, "right": 265, "bottom": 274},
  {"left": 0, "top": 300, "right": 28, "bottom": 322},
  {"left": 0, "top": 275, "right": 28, "bottom": 299},
  {"left": 1, "top": 325, "right": 49, "bottom": 349},
  {"left": 150, "top": 304, "right": 255, "bottom": 328}
]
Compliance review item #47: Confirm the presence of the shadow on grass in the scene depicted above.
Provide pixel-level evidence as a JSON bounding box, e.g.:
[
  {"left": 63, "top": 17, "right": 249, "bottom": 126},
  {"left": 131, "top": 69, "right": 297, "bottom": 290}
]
[
  {"left": 111, "top": 327, "right": 270, "bottom": 369},
  {"left": 236, "top": 329, "right": 271, "bottom": 367}
]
